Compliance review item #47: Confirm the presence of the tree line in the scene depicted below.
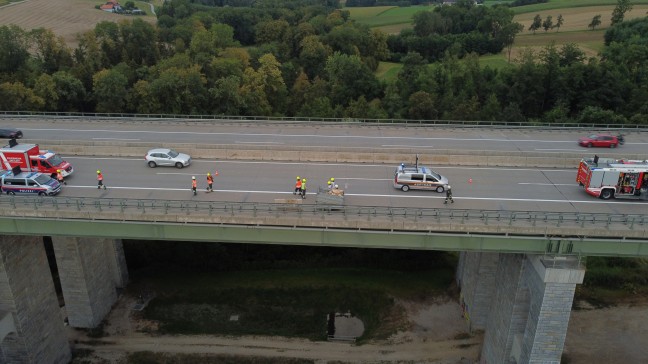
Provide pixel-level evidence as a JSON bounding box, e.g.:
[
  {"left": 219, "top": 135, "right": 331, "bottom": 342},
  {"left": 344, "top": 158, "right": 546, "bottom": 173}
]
[{"left": 0, "top": 0, "right": 646, "bottom": 124}]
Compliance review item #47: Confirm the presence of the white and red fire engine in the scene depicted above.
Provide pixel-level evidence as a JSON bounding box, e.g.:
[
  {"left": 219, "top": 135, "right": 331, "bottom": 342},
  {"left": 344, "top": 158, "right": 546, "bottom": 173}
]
[
  {"left": 0, "top": 141, "right": 73, "bottom": 177},
  {"left": 577, "top": 156, "right": 648, "bottom": 200}
]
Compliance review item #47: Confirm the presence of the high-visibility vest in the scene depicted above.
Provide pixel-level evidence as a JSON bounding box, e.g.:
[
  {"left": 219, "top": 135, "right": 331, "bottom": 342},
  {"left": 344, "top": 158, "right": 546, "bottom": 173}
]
[
  {"left": 301, "top": 182, "right": 306, "bottom": 190},
  {"left": 295, "top": 180, "right": 302, "bottom": 188},
  {"left": 97, "top": 173, "right": 103, "bottom": 181},
  {"left": 207, "top": 176, "right": 213, "bottom": 183},
  {"left": 192, "top": 180, "right": 197, "bottom": 188},
  {"left": 57, "top": 172, "right": 63, "bottom": 180}
]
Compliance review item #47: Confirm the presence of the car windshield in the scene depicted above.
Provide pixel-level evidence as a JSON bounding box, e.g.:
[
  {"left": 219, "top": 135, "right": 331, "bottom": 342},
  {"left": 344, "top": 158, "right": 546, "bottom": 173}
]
[
  {"left": 588, "top": 134, "right": 599, "bottom": 139},
  {"left": 429, "top": 171, "right": 441, "bottom": 180},
  {"left": 35, "top": 174, "right": 52, "bottom": 184},
  {"left": 48, "top": 155, "right": 64, "bottom": 166},
  {"left": 167, "top": 150, "right": 179, "bottom": 158}
]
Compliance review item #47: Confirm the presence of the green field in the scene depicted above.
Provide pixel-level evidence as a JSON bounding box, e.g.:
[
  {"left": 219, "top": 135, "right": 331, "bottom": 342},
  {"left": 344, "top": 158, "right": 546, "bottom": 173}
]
[
  {"left": 511, "top": 0, "right": 648, "bottom": 14},
  {"left": 347, "top": 5, "right": 432, "bottom": 27}
]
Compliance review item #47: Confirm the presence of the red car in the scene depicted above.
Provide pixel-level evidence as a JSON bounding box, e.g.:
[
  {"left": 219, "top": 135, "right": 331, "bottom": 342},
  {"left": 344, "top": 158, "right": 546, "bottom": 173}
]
[{"left": 578, "top": 134, "right": 620, "bottom": 148}]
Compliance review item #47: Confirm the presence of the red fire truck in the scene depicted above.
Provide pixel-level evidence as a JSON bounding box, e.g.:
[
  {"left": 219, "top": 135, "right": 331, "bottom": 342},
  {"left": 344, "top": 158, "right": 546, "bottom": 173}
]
[
  {"left": 0, "top": 141, "right": 73, "bottom": 177},
  {"left": 577, "top": 156, "right": 648, "bottom": 200}
]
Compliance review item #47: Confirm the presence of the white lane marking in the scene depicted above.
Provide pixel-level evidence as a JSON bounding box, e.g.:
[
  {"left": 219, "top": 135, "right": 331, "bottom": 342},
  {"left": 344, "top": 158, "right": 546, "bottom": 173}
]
[
  {"left": 518, "top": 183, "right": 577, "bottom": 186},
  {"left": 235, "top": 141, "right": 284, "bottom": 144},
  {"left": 382, "top": 144, "right": 434, "bottom": 148},
  {"left": 535, "top": 148, "right": 586, "bottom": 151},
  {"left": 63, "top": 186, "right": 642, "bottom": 205},
  {"left": 25, "top": 127, "right": 646, "bottom": 144},
  {"left": 62, "top": 156, "right": 576, "bottom": 172},
  {"left": 92, "top": 138, "right": 141, "bottom": 141}
]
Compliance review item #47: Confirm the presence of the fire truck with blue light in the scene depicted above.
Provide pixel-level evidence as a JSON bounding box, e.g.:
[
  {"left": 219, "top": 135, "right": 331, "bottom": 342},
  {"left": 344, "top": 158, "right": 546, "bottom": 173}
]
[
  {"left": 577, "top": 156, "right": 648, "bottom": 200},
  {"left": 0, "top": 140, "right": 73, "bottom": 177}
]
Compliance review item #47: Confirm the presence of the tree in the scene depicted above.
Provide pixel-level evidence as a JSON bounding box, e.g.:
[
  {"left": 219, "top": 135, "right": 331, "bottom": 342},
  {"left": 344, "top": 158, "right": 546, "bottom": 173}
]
[
  {"left": 529, "top": 14, "right": 542, "bottom": 34},
  {"left": 611, "top": 0, "right": 633, "bottom": 26},
  {"left": 589, "top": 15, "right": 602, "bottom": 30},
  {"left": 93, "top": 69, "right": 128, "bottom": 113},
  {"left": 0, "top": 82, "right": 44, "bottom": 111},
  {"left": 500, "top": 22, "right": 524, "bottom": 62},
  {"left": 542, "top": 15, "right": 553, "bottom": 32},
  {"left": 30, "top": 28, "right": 73, "bottom": 74},
  {"left": 0, "top": 25, "right": 30, "bottom": 74},
  {"left": 33, "top": 74, "right": 59, "bottom": 110},
  {"left": 52, "top": 71, "right": 86, "bottom": 111},
  {"left": 554, "top": 14, "right": 564, "bottom": 32},
  {"left": 407, "top": 91, "right": 437, "bottom": 120},
  {"left": 324, "top": 52, "right": 381, "bottom": 107}
]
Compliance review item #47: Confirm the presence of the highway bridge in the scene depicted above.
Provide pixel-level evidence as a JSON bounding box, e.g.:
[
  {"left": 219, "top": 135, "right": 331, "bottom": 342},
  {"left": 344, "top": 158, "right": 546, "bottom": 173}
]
[{"left": 0, "top": 115, "right": 646, "bottom": 363}]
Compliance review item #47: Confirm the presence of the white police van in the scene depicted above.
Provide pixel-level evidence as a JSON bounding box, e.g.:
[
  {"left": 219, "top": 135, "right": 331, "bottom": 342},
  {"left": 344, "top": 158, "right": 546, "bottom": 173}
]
[
  {"left": 393, "top": 163, "right": 449, "bottom": 193},
  {"left": 1, "top": 170, "right": 62, "bottom": 196}
]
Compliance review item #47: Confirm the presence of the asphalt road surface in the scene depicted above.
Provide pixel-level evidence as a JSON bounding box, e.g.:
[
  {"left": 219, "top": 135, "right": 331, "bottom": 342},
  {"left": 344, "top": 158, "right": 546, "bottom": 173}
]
[
  {"left": 1, "top": 118, "right": 647, "bottom": 155},
  {"left": 51, "top": 156, "right": 647, "bottom": 215}
]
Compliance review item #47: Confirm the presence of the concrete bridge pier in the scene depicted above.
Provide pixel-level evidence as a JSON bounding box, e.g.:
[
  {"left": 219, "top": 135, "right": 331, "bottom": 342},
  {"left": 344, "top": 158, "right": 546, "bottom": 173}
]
[
  {"left": 456, "top": 251, "right": 499, "bottom": 331},
  {"left": 52, "top": 237, "right": 129, "bottom": 328},
  {"left": 459, "top": 252, "right": 585, "bottom": 364},
  {"left": 0, "top": 236, "right": 71, "bottom": 363}
]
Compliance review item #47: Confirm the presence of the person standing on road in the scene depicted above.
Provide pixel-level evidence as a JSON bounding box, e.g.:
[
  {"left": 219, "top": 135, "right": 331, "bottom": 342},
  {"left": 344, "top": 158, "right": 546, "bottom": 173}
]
[
  {"left": 294, "top": 176, "right": 302, "bottom": 195},
  {"left": 206, "top": 172, "right": 214, "bottom": 192},
  {"left": 444, "top": 185, "right": 453, "bottom": 204},
  {"left": 300, "top": 178, "right": 307, "bottom": 199},
  {"left": 192, "top": 176, "right": 197, "bottom": 196},
  {"left": 56, "top": 169, "right": 66, "bottom": 185},
  {"left": 97, "top": 170, "right": 106, "bottom": 190}
]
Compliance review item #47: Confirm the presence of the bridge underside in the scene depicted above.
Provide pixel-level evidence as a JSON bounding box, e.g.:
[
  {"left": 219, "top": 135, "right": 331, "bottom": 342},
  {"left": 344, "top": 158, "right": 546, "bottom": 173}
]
[{"left": 1, "top": 217, "right": 647, "bottom": 257}]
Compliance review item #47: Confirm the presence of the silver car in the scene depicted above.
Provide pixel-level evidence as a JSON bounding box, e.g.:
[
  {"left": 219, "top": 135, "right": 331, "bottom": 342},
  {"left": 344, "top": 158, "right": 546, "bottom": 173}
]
[{"left": 145, "top": 148, "right": 191, "bottom": 169}]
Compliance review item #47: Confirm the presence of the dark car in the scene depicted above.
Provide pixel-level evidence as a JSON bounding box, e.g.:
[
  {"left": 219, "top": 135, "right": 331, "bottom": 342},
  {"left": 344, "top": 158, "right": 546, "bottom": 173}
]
[
  {"left": 0, "top": 128, "right": 23, "bottom": 139},
  {"left": 578, "top": 134, "right": 619, "bottom": 148}
]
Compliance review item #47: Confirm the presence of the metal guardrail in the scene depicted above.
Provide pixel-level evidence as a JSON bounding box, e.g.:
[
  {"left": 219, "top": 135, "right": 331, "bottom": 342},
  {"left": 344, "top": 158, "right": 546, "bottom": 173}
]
[
  {"left": 1, "top": 196, "right": 647, "bottom": 232},
  {"left": 1, "top": 111, "right": 646, "bottom": 130}
]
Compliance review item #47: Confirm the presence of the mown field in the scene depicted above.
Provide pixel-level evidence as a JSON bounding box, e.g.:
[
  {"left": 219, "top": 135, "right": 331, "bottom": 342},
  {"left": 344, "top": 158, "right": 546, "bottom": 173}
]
[{"left": 0, "top": 0, "right": 159, "bottom": 48}]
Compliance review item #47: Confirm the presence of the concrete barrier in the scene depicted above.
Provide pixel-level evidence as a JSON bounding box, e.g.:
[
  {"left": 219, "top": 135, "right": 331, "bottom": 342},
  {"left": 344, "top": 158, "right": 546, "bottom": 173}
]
[{"left": 26, "top": 139, "right": 645, "bottom": 168}]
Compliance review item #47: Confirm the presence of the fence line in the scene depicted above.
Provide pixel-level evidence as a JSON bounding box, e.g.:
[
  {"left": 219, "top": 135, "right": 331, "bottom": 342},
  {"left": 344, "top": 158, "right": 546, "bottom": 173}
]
[
  {"left": 0, "top": 196, "right": 646, "bottom": 232},
  {"left": 1, "top": 111, "right": 646, "bottom": 130}
]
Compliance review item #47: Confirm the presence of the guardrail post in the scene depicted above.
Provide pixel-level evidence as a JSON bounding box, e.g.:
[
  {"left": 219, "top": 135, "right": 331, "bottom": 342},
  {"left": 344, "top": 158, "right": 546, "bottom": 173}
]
[
  {"left": 76, "top": 199, "right": 81, "bottom": 211},
  {"left": 94, "top": 200, "right": 102, "bottom": 212}
]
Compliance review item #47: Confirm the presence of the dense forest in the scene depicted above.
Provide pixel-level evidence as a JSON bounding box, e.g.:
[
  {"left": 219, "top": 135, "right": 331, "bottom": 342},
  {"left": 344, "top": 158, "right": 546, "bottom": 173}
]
[{"left": 0, "top": 0, "right": 646, "bottom": 124}]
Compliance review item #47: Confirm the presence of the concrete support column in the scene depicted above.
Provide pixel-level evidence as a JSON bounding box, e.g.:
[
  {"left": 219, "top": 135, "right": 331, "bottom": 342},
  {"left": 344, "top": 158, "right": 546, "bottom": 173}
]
[
  {"left": 456, "top": 252, "right": 499, "bottom": 331},
  {"left": 52, "top": 237, "right": 123, "bottom": 328},
  {"left": 481, "top": 254, "right": 584, "bottom": 364},
  {"left": 0, "top": 236, "right": 71, "bottom": 363},
  {"left": 107, "top": 239, "right": 129, "bottom": 288}
]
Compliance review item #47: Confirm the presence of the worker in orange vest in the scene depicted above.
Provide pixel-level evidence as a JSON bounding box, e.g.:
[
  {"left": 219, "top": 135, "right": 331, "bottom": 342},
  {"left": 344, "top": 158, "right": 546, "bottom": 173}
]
[
  {"left": 191, "top": 176, "right": 197, "bottom": 196},
  {"left": 97, "top": 170, "right": 106, "bottom": 190},
  {"left": 294, "top": 176, "right": 302, "bottom": 195},
  {"left": 206, "top": 172, "right": 214, "bottom": 192},
  {"left": 56, "top": 169, "right": 66, "bottom": 185}
]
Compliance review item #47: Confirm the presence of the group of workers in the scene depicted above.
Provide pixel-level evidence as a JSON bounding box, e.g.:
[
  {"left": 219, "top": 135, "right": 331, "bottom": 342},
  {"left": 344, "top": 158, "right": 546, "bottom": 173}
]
[
  {"left": 191, "top": 171, "right": 218, "bottom": 195},
  {"left": 62, "top": 170, "right": 455, "bottom": 203}
]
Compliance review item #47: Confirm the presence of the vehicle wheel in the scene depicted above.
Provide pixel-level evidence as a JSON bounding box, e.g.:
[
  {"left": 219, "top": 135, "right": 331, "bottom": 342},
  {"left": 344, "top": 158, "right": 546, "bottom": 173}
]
[
  {"left": 436, "top": 186, "right": 445, "bottom": 193},
  {"left": 610, "top": 143, "right": 617, "bottom": 148},
  {"left": 175, "top": 162, "right": 184, "bottom": 169},
  {"left": 401, "top": 185, "right": 410, "bottom": 192},
  {"left": 38, "top": 192, "right": 46, "bottom": 196},
  {"left": 148, "top": 161, "right": 157, "bottom": 168},
  {"left": 587, "top": 143, "right": 593, "bottom": 148},
  {"left": 7, "top": 191, "right": 15, "bottom": 195},
  {"left": 600, "top": 189, "right": 614, "bottom": 200}
]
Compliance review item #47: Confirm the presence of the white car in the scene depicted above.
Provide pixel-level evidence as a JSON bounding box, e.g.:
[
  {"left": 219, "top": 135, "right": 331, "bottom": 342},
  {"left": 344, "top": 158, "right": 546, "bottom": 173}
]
[{"left": 145, "top": 148, "right": 191, "bottom": 169}]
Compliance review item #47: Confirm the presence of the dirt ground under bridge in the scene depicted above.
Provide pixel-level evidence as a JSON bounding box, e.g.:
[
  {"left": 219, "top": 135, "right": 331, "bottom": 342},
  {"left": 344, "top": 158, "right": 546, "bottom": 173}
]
[{"left": 69, "top": 293, "right": 648, "bottom": 363}]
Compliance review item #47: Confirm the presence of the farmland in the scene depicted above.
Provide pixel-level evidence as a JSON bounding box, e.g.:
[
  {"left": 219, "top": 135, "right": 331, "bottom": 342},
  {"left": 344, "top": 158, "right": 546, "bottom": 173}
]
[{"left": 0, "top": 0, "right": 159, "bottom": 48}]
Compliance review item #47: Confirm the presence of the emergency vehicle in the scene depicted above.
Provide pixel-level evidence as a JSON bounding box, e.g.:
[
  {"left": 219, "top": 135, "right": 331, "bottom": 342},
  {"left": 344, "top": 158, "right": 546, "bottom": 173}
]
[
  {"left": 0, "top": 168, "right": 62, "bottom": 196},
  {"left": 0, "top": 141, "right": 73, "bottom": 177},
  {"left": 576, "top": 156, "right": 648, "bottom": 200}
]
